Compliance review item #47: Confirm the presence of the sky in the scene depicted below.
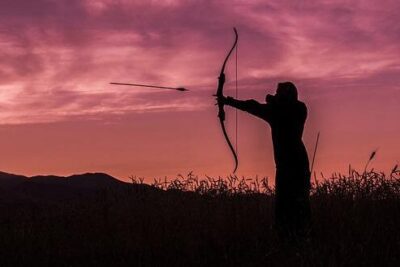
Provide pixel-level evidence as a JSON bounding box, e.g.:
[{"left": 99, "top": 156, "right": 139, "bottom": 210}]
[{"left": 0, "top": 0, "right": 399, "bottom": 182}]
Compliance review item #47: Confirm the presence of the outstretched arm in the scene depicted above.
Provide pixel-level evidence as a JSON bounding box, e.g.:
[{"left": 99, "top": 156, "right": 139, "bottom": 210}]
[{"left": 219, "top": 96, "right": 268, "bottom": 120}]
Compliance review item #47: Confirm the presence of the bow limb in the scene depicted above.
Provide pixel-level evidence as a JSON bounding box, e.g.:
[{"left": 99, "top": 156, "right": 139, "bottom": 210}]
[{"left": 216, "top": 28, "right": 238, "bottom": 173}]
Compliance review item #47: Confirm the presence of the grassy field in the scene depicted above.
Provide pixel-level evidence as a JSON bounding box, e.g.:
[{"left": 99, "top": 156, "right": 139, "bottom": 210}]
[{"left": 0, "top": 168, "right": 399, "bottom": 266}]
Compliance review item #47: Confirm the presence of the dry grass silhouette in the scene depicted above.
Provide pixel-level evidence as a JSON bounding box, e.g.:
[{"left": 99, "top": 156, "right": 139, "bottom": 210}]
[{"left": 0, "top": 164, "right": 399, "bottom": 266}]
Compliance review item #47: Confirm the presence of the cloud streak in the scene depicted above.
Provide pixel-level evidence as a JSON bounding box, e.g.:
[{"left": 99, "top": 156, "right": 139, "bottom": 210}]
[
  {"left": 1, "top": 0, "right": 399, "bottom": 124},
  {"left": 0, "top": 0, "right": 399, "bottom": 179}
]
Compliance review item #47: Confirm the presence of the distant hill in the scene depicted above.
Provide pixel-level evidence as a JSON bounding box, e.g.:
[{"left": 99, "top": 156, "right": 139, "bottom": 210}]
[
  {"left": 0, "top": 171, "right": 137, "bottom": 202},
  {"left": 0, "top": 171, "right": 26, "bottom": 188}
]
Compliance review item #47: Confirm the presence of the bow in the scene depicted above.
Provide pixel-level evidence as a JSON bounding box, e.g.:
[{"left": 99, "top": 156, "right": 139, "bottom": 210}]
[{"left": 216, "top": 28, "right": 238, "bottom": 173}]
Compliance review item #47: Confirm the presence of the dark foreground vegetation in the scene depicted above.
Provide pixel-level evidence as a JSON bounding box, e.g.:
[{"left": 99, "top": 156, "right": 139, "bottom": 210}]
[{"left": 0, "top": 168, "right": 399, "bottom": 266}]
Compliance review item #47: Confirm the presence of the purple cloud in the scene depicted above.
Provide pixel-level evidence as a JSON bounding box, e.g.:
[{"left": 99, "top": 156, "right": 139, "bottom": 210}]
[{"left": 0, "top": 0, "right": 399, "bottom": 124}]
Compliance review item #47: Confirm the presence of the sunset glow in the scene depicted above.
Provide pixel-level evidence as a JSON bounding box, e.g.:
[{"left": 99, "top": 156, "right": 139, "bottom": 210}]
[{"left": 0, "top": 0, "right": 399, "bottom": 181}]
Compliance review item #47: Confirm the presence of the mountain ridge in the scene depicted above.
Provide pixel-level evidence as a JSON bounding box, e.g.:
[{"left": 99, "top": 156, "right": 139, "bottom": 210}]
[{"left": 0, "top": 171, "right": 134, "bottom": 202}]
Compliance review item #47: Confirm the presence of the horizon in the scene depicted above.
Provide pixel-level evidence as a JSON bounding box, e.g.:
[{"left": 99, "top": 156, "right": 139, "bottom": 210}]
[{"left": 0, "top": 1, "right": 399, "bottom": 182}]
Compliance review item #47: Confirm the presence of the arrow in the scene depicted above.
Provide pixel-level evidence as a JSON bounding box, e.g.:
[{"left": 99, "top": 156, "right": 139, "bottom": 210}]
[
  {"left": 310, "top": 131, "right": 320, "bottom": 174},
  {"left": 110, "top": 82, "right": 189, "bottom": 92}
]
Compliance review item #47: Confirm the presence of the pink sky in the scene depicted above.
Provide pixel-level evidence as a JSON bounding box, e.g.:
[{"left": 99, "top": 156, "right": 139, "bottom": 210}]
[{"left": 0, "top": 0, "right": 399, "bottom": 182}]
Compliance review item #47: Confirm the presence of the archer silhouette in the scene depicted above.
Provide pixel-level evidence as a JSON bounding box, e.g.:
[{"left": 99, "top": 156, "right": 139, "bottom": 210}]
[{"left": 219, "top": 81, "right": 311, "bottom": 239}]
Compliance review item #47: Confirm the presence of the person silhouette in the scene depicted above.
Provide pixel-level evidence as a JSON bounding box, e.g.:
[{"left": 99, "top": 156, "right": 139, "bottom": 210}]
[{"left": 218, "top": 81, "right": 311, "bottom": 239}]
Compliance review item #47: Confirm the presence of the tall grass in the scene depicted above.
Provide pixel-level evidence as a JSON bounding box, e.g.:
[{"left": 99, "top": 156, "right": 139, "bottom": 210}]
[
  {"left": 0, "top": 167, "right": 399, "bottom": 266},
  {"left": 130, "top": 171, "right": 273, "bottom": 195},
  {"left": 130, "top": 165, "right": 400, "bottom": 200}
]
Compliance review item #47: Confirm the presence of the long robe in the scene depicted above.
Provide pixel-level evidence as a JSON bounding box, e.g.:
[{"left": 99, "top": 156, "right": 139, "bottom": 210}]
[{"left": 225, "top": 97, "right": 311, "bottom": 238}]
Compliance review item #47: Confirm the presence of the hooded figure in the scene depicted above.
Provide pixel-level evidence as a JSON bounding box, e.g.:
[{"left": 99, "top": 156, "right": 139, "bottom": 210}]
[{"left": 220, "top": 81, "right": 311, "bottom": 239}]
